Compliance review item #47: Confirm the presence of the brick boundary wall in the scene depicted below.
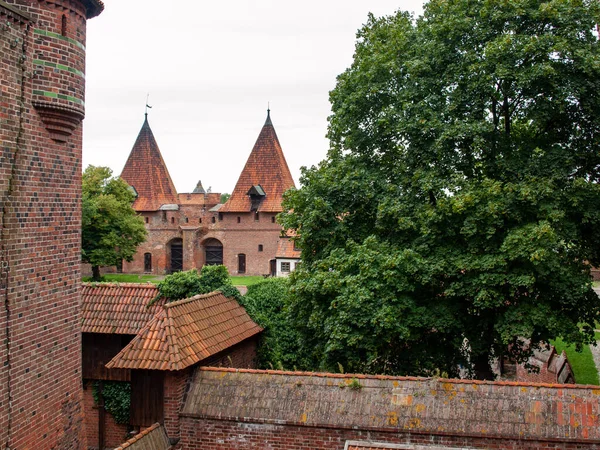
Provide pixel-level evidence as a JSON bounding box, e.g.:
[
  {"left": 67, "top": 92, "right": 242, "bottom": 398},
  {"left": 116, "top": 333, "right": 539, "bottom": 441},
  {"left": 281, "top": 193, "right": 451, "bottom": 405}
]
[
  {"left": 178, "top": 368, "right": 600, "bottom": 450},
  {"left": 180, "top": 417, "right": 600, "bottom": 450}
]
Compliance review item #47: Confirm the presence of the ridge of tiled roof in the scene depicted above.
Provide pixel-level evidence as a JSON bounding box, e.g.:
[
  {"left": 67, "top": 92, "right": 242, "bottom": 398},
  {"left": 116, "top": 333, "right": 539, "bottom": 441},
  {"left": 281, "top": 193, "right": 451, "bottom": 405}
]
[
  {"left": 120, "top": 116, "right": 179, "bottom": 211},
  {"left": 114, "top": 423, "right": 171, "bottom": 450},
  {"left": 81, "top": 282, "right": 164, "bottom": 335},
  {"left": 106, "top": 291, "right": 263, "bottom": 371},
  {"left": 220, "top": 110, "right": 295, "bottom": 213}
]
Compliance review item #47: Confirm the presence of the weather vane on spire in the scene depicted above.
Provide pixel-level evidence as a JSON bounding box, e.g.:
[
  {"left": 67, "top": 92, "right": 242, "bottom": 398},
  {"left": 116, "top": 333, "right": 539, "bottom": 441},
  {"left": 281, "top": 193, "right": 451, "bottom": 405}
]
[{"left": 145, "top": 93, "right": 153, "bottom": 117}]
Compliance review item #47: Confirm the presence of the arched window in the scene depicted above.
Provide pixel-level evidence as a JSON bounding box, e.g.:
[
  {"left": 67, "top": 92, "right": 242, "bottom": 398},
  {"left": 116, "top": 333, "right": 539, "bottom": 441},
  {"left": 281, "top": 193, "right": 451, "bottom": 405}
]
[
  {"left": 203, "top": 238, "right": 223, "bottom": 266},
  {"left": 167, "top": 238, "right": 183, "bottom": 273},
  {"left": 144, "top": 253, "right": 152, "bottom": 273}
]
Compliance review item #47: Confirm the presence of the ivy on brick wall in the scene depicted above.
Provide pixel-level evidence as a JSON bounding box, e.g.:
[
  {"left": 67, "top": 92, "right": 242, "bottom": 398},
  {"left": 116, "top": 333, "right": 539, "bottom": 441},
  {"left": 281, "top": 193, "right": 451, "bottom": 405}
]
[{"left": 92, "top": 381, "right": 131, "bottom": 424}]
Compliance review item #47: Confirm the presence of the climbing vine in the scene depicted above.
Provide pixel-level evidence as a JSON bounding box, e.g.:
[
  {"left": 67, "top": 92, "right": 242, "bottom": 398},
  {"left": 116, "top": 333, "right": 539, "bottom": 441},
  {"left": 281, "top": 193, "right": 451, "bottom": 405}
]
[{"left": 92, "top": 381, "right": 131, "bottom": 424}]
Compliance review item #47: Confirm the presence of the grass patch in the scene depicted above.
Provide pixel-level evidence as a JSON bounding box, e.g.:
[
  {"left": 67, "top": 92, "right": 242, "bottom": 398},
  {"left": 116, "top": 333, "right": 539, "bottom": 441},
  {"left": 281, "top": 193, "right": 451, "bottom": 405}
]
[
  {"left": 83, "top": 274, "right": 162, "bottom": 283},
  {"left": 593, "top": 281, "right": 600, "bottom": 287},
  {"left": 231, "top": 276, "right": 265, "bottom": 286},
  {"left": 551, "top": 337, "right": 599, "bottom": 385}
]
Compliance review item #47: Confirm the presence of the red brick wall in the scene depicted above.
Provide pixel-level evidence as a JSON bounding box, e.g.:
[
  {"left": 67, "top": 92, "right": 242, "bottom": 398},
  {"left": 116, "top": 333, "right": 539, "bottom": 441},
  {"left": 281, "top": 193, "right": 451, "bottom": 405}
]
[
  {"left": 161, "top": 339, "right": 258, "bottom": 442},
  {"left": 179, "top": 418, "right": 600, "bottom": 450},
  {"left": 122, "top": 209, "right": 283, "bottom": 276},
  {"left": 82, "top": 380, "right": 130, "bottom": 450},
  {"left": 164, "top": 369, "right": 190, "bottom": 441},
  {"left": 0, "top": 1, "right": 98, "bottom": 447},
  {"left": 201, "top": 336, "right": 259, "bottom": 369},
  {"left": 0, "top": 7, "right": 29, "bottom": 447}
]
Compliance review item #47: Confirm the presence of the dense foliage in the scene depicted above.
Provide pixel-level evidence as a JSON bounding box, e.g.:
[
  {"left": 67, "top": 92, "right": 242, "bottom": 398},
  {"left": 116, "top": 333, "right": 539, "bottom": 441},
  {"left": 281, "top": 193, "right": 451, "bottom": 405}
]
[
  {"left": 82, "top": 166, "right": 147, "bottom": 280},
  {"left": 281, "top": 0, "right": 600, "bottom": 378},
  {"left": 241, "top": 278, "right": 307, "bottom": 370},
  {"left": 92, "top": 381, "right": 131, "bottom": 424},
  {"left": 154, "top": 265, "right": 240, "bottom": 303}
]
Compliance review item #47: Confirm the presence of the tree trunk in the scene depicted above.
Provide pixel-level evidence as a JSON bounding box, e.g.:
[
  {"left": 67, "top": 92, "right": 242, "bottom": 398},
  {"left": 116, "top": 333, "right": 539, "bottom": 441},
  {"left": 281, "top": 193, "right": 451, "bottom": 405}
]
[{"left": 92, "top": 265, "right": 101, "bottom": 281}]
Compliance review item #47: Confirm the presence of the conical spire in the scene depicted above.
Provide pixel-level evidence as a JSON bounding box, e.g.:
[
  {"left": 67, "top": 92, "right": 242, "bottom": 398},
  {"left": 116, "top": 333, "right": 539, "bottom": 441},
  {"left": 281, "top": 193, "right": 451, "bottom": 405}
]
[
  {"left": 220, "top": 110, "right": 295, "bottom": 213},
  {"left": 192, "top": 180, "right": 206, "bottom": 194},
  {"left": 120, "top": 116, "right": 179, "bottom": 211}
]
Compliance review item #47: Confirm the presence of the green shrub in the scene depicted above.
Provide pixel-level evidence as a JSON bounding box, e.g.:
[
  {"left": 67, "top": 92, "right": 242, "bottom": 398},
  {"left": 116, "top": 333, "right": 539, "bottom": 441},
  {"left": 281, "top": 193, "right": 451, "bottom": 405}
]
[
  {"left": 242, "top": 278, "right": 310, "bottom": 370},
  {"left": 92, "top": 381, "right": 131, "bottom": 424},
  {"left": 152, "top": 265, "right": 236, "bottom": 304}
]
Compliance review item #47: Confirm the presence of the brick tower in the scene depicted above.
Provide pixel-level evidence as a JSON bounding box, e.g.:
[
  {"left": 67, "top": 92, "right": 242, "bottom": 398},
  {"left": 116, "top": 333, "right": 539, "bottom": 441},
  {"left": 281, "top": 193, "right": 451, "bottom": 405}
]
[{"left": 0, "top": 0, "right": 103, "bottom": 448}]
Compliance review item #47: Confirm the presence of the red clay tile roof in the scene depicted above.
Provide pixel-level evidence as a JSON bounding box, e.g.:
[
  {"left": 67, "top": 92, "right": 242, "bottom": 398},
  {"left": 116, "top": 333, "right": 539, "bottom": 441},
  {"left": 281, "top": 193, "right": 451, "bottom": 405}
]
[
  {"left": 114, "top": 423, "right": 171, "bottom": 450},
  {"left": 106, "top": 292, "right": 263, "bottom": 371},
  {"left": 220, "top": 111, "right": 295, "bottom": 213},
  {"left": 81, "top": 283, "right": 164, "bottom": 335},
  {"left": 120, "top": 116, "right": 179, "bottom": 211},
  {"left": 275, "top": 236, "right": 301, "bottom": 259}
]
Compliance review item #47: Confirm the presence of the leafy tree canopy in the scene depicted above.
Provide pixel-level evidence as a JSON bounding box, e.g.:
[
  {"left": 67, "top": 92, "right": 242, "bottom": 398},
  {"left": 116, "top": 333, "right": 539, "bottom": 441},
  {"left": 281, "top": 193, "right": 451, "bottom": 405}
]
[
  {"left": 241, "top": 278, "right": 309, "bottom": 370},
  {"left": 281, "top": 0, "right": 600, "bottom": 378},
  {"left": 82, "top": 166, "right": 147, "bottom": 280},
  {"left": 154, "top": 265, "right": 239, "bottom": 303}
]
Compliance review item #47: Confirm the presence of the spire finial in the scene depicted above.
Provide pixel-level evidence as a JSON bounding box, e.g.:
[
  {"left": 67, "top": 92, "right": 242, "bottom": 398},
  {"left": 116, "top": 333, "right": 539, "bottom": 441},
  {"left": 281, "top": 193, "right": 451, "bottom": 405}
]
[
  {"left": 265, "top": 102, "right": 272, "bottom": 125},
  {"left": 145, "top": 93, "right": 153, "bottom": 119}
]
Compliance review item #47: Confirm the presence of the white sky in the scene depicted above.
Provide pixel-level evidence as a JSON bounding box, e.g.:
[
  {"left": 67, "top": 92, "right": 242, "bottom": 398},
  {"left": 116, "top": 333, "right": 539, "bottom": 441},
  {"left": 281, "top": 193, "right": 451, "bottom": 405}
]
[{"left": 83, "top": 1, "right": 425, "bottom": 194}]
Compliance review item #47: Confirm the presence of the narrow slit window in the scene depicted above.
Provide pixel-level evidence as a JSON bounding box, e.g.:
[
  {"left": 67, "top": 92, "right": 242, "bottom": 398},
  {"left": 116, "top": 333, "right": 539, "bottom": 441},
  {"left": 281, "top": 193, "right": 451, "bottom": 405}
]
[{"left": 61, "top": 14, "right": 68, "bottom": 37}]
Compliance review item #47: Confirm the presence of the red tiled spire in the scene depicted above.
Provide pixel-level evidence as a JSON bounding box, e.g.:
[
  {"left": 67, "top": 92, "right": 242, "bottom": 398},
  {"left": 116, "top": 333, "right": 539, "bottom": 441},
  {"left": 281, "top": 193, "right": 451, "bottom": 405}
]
[
  {"left": 120, "top": 115, "right": 179, "bottom": 211},
  {"left": 220, "top": 110, "right": 295, "bottom": 212}
]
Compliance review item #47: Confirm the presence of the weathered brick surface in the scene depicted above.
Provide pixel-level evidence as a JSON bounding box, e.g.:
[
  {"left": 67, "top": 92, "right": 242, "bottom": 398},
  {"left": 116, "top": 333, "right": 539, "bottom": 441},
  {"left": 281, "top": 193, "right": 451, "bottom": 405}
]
[
  {"left": 0, "top": 1, "right": 101, "bottom": 448},
  {"left": 179, "top": 418, "right": 600, "bottom": 450},
  {"left": 179, "top": 368, "right": 600, "bottom": 449}
]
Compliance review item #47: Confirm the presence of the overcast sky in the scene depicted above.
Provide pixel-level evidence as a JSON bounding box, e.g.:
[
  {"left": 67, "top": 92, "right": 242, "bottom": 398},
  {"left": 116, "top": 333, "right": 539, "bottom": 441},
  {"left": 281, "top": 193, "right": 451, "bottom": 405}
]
[{"left": 83, "top": 1, "right": 425, "bottom": 194}]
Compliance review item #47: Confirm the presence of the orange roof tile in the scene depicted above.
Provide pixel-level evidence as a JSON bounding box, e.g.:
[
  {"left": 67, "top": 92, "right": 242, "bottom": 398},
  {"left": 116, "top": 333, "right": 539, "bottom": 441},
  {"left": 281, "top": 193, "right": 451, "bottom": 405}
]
[
  {"left": 120, "top": 116, "right": 179, "bottom": 211},
  {"left": 275, "top": 236, "right": 301, "bottom": 259},
  {"left": 220, "top": 111, "right": 295, "bottom": 213},
  {"left": 81, "top": 283, "right": 164, "bottom": 335},
  {"left": 106, "top": 292, "right": 262, "bottom": 371}
]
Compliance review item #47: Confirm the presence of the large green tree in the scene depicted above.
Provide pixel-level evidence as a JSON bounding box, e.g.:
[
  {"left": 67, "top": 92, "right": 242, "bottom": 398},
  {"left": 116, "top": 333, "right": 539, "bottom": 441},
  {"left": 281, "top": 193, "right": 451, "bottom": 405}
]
[
  {"left": 281, "top": 0, "right": 600, "bottom": 378},
  {"left": 82, "top": 166, "right": 147, "bottom": 280}
]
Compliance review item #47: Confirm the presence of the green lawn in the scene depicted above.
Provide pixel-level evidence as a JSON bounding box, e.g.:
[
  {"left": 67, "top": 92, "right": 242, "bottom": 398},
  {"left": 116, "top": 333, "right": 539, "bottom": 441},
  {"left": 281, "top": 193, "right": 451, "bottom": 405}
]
[
  {"left": 83, "top": 273, "right": 267, "bottom": 286},
  {"left": 82, "top": 274, "right": 162, "bottom": 283},
  {"left": 551, "top": 337, "right": 600, "bottom": 385},
  {"left": 231, "top": 276, "right": 265, "bottom": 286}
]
